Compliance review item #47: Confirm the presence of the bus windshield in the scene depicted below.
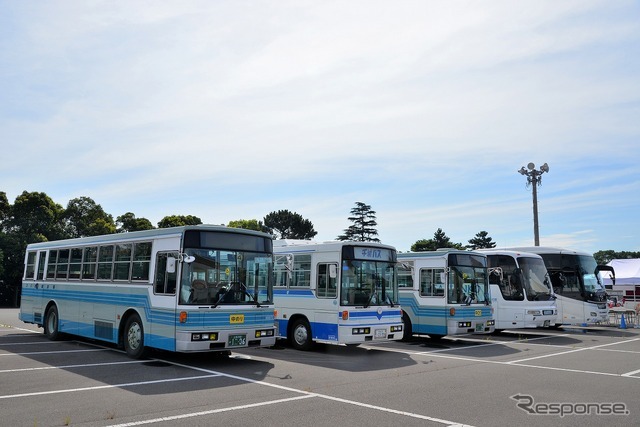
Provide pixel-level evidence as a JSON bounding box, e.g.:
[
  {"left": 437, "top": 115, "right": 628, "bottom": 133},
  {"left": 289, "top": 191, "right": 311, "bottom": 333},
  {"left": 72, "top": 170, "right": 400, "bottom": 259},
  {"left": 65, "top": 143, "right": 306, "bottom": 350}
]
[
  {"left": 517, "top": 257, "right": 553, "bottom": 301},
  {"left": 341, "top": 259, "right": 397, "bottom": 307},
  {"left": 447, "top": 254, "right": 489, "bottom": 305},
  {"left": 544, "top": 254, "right": 606, "bottom": 302},
  {"left": 179, "top": 248, "right": 273, "bottom": 305}
]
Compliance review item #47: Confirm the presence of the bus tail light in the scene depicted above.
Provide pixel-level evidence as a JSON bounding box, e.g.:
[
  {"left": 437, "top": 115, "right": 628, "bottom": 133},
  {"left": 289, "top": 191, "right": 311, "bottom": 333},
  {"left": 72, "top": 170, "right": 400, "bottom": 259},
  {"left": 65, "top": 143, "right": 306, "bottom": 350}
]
[
  {"left": 342, "top": 311, "right": 349, "bottom": 320},
  {"left": 179, "top": 311, "right": 188, "bottom": 323}
]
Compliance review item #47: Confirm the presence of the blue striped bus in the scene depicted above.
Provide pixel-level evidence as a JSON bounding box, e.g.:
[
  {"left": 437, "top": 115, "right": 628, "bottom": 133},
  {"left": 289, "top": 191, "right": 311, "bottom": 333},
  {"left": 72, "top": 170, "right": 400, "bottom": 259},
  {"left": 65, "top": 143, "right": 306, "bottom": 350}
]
[
  {"left": 19, "top": 225, "right": 276, "bottom": 358},
  {"left": 398, "top": 250, "right": 494, "bottom": 339},
  {"left": 273, "top": 240, "right": 403, "bottom": 350}
]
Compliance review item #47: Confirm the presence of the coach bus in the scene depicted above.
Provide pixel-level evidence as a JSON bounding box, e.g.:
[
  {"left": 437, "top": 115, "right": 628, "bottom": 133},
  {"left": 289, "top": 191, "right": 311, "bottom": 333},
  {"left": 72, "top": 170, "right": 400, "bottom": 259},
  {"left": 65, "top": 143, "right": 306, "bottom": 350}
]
[
  {"left": 20, "top": 225, "right": 276, "bottom": 358},
  {"left": 273, "top": 240, "right": 403, "bottom": 350},
  {"left": 505, "top": 247, "right": 611, "bottom": 326},
  {"left": 397, "top": 250, "right": 494, "bottom": 340},
  {"left": 480, "top": 250, "right": 557, "bottom": 330}
]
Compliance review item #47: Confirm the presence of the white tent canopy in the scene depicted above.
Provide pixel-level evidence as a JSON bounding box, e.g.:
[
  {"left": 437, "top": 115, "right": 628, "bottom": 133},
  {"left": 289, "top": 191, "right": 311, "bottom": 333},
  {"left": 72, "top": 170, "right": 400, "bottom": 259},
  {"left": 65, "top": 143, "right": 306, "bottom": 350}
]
[{"left": 603, "top": 259, "right": 640, "bottom": 286}]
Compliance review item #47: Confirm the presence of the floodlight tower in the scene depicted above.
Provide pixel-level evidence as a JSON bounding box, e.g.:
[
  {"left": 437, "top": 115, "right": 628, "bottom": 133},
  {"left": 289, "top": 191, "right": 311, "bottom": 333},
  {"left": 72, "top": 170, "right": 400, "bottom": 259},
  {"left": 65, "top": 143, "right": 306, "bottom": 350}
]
[{"left": 518, "top": 162, "right": 549, "bottom": 246}]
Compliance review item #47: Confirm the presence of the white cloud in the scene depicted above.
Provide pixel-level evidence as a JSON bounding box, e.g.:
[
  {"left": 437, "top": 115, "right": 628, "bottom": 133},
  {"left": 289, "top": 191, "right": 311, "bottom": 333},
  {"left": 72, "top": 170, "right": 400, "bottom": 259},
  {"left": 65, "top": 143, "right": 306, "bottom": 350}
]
[{"left": 1, "top": 0, "right": 639, "bottom": 253}]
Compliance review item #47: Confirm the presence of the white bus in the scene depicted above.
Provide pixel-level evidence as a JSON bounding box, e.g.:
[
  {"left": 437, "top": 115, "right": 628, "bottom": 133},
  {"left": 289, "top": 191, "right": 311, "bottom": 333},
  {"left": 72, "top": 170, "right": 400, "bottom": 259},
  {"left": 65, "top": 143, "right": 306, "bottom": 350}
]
[
  {"left": 397, "top": 250, "right": 494, "bottom": 340},
  {"left": 273, "top": 240, "right": 403, "bottom": 350},
  {"left": 504, "top": 247, "right": 611, "bottom": 326},
  {"left": 20, "top": 225, "right": 276, "bottom": 358},
  {"left": 481, "top": 250, "right": 557, "bottom": 330}
]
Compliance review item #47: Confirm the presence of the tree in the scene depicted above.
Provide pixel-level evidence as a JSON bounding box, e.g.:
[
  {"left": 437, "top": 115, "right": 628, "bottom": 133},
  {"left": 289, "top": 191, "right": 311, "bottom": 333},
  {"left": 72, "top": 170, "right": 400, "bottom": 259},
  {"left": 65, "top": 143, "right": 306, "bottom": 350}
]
[
  {"left": 63, "top": 196, "right": 116, "bottom": 237},
  {"left": 228, "top": 219, "right": 268, "bottom": 233},
  {"left": 0, "top": 191, "right": 9, "bottom": 225},
  {"left": 467, "top": 231, "right": 496, "bottom": 250},
  {"left": 337, "top": 202, "right": 380, "bottom": 242},
  {"left": 7, "top": 191, "right": 66, "bottom": 241},
  {"left": 594, "top": 250, "right": 640, "bottom": 265},
  {"left": 157, "top": 215, "right": 202, "bottom": 228},
  {"left": 1, "top": 191, "right": 64, "bottom": 306},
  {"left": 411, "top": 228, "right": 463, "bottom": 251},
  {"left": 263, "top": 210, "right": 317, "bottom": 239},
  {"left": 116, "top": 212, "right": 154, "bottom": 233}
]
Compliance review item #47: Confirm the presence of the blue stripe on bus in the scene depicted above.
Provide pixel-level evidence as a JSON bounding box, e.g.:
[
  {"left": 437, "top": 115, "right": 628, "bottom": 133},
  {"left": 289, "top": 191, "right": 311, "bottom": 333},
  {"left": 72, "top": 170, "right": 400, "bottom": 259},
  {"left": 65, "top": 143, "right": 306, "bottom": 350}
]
[
  {"left": 276, "top": 318, "right": 339, "bottom": 342},
  {"left": 22, "top": 287, "right": 274, "bottom": 330},
  {"left": 273, "top": 289, "right": 315, "bottom": 297},
  {"left": 398, "top": 296, "right": 492, "bottom": 318},
  {"left": 342, "top": 310, "right": 402, "bottom": 320}
]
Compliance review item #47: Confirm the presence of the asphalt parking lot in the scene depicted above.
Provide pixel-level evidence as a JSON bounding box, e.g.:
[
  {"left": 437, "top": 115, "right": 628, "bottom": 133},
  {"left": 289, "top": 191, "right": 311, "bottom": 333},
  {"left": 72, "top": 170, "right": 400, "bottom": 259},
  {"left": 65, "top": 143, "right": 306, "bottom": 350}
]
[{"left": 1, "top": 307, "right": 639, "bottom": 427}]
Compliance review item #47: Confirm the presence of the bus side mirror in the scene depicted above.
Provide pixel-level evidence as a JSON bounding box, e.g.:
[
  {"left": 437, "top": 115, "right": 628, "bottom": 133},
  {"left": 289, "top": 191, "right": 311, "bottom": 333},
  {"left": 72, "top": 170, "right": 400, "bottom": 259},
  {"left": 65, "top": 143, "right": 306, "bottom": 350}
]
[
  {"left": 167, "top": 257, "right": 177, "bottom": 274},
  {"left": 329, "top": 264, "right": 337, "bottom": 279}
]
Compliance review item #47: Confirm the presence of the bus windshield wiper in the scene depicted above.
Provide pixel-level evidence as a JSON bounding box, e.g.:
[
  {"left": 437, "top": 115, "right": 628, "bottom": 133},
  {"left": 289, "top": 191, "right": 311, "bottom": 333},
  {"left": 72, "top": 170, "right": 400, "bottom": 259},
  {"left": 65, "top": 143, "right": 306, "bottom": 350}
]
[
  {"left": 363, "top": 291, "right": 377, "bottom": 308},
  {"left": 211, "top": 282, "right": 262, "bottom": 308}
]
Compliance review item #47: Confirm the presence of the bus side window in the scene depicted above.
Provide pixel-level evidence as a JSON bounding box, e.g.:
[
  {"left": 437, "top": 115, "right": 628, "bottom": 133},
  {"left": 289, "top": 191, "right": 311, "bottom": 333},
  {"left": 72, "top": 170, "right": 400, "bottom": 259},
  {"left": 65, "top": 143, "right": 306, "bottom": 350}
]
[
  {"left": 419, "top": 268, "right": 434, "bottom": 296},
  {"left": 317, "top": 263, "right": 337, "bottom": 298},
  {"left": 155, "top": 252, "right": 178, "bottom": 294}
]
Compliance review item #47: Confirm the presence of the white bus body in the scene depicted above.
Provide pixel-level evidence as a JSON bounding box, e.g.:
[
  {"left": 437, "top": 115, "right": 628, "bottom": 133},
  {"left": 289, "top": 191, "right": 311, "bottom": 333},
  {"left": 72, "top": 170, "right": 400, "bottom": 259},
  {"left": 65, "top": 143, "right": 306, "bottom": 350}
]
[
  {"left": 273, "top": 240, "right": 403, "bottom": 350},
  {"left": 481, "top": 250, "right": 557, "bottom": 330},
  {"left": 20, "top": 225, "right": 276, "bottom": 358},
  {"left": 397, "top": 250, "right": 494, "bottom": 339},
  {"left": 503, "top": 247, "right": 609, "bottom": 326}
]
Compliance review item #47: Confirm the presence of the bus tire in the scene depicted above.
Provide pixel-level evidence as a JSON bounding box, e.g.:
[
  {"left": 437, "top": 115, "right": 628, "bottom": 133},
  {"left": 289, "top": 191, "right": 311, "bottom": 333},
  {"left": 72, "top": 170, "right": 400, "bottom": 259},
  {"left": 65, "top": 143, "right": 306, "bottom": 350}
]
[
  {"left": 44, "top": 305, "right": 61, "bottom": 341},
  {"left": 401, "top": 312, "right": 413, "bottom": 341},
  {"left": 290, "top": 318, "right": 313, "bottom": 351},
  {"left": 123, "top": 314, "right": 147, "bottom": 359}
]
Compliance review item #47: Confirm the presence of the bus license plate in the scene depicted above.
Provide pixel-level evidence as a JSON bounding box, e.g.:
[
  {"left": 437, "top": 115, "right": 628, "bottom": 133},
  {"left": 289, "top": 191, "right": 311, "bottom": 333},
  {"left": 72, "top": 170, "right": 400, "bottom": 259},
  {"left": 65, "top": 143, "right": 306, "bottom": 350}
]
[
  {"left": 228, "top": 334, "right": 247, "bottom": 347},
  {"left": 475, "top": 323, "right": 484, "bottom": 332},
  {"left": 375, "top": 329, "right": 386, "bottom": 338}
]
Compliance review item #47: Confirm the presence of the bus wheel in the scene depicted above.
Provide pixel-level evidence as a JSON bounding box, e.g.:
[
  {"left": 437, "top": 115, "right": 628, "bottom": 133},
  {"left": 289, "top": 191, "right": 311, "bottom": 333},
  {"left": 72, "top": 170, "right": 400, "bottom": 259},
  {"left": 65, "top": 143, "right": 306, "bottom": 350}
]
[
  {"left": 401, "top": 312, "right": 413, "bottom": 341},
  {"left": 124, "top": 314, "right": 147, "bottom": 359},
  {"left": 290, "top": 319, "right": 312, "bottom": 351},
  {"left": 44, "top": 305, "right": 61, "bottom": 341}
]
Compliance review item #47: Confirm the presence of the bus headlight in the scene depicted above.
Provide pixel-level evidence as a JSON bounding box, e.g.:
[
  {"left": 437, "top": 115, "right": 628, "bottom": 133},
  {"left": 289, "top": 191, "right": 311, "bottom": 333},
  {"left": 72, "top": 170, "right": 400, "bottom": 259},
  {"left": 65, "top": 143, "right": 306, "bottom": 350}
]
[
  {"left": 192, "top": 332, "right": 218, "bottom": 341},
  {"left": 458, "top": 322, "right": 471, "bottom": 328},
  {"left": 390, "top": 325, "right": 403, "bottom": 332},
  {"left": 255, "top": 329, "right": 275, "bottom": 338},
  {"left": 487, "top": 320, "right": 495, "bottom": 326},
  {"left": 527, "top": 310, "right": 542, "bottom": 316},
  {"left": 352, "top": 327, "right": 371, "bottom": 335}
]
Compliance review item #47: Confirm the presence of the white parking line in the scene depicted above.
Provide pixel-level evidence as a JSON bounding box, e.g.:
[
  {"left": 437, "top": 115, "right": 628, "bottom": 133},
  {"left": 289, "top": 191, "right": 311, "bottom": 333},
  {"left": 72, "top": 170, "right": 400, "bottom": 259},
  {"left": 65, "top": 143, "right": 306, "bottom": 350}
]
[
  {"left": 0, "top": 340, "right": 61, "bottom": 346},
  {"left": 0, "top": 348, "right": 108, "bottom": 357},
  {"left": 621, "top": 368, "right": 640, "bottom": 378},
  {"left": 163, "top": 359, "right": 475, "bottom": 426},
  {"left": 363, "top": 340, "right": 640, "bottom": 379},
  {"left": 0, "top": 374, "right": 222, "bottom": 400},
  {"left": 506, "top": 338, "right": 640, "bottom": 364},
  {"left": 108, "top": 395, "right": 316, "bottom": 426},
  {"left": 0, "top": 360, "right": 146, "bottom": 374}
]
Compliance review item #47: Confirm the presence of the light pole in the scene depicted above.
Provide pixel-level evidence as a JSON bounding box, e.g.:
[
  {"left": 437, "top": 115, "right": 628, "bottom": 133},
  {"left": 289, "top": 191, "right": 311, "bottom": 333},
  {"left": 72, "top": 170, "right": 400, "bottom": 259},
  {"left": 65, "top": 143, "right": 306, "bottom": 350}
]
[{"left": 518, "top": 162, "right": 549, "bottom": 246}]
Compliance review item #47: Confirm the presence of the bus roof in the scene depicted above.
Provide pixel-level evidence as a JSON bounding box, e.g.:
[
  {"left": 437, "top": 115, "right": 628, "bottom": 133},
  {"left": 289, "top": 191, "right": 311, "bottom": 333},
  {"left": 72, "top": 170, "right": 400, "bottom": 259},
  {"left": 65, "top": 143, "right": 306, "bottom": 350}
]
[
  {"left": 499, "top": 246, "right": 593, "bottom": 257},
  {"left": 273, "top": 239, "right": 397, "bottom": 253},
  {"left": 397, "top": 249, "right": 483, "bottom": 259},
  {"left": 478, "top": 249, "right": 544, "bottom": 259},
  {"left": 25, "top": 225, "right": 272, "bottom": 250}
]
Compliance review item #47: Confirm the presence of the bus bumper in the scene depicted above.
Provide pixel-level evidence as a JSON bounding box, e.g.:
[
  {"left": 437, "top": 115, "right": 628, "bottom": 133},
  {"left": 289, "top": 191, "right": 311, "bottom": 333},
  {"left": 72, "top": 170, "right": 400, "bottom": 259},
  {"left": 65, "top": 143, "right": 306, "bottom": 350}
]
[{"left": 175, "top": 328, "right": 276, "bottom": 352}]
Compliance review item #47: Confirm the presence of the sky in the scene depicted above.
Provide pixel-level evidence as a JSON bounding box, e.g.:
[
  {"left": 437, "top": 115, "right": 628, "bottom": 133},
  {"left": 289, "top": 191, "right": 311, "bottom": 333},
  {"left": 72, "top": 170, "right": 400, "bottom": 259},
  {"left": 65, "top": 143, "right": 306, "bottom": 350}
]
[{"left": 1, "top": 1, "right": 639, "bottom": 254}]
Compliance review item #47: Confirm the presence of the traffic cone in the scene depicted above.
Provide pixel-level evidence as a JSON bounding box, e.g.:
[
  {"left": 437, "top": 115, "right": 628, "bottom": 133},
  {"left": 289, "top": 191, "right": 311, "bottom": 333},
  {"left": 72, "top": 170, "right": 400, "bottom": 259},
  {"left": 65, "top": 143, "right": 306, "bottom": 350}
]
[{"left": 620, "top": 313, "right": 627, "bottom": 329}]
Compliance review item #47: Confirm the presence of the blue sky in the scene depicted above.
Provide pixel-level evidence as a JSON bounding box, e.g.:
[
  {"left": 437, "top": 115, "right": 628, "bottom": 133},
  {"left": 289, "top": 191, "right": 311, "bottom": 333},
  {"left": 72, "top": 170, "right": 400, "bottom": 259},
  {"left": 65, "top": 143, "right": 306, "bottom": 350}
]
[{"left": 1, "top": 1, "right": 639, "bottom": 253}]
